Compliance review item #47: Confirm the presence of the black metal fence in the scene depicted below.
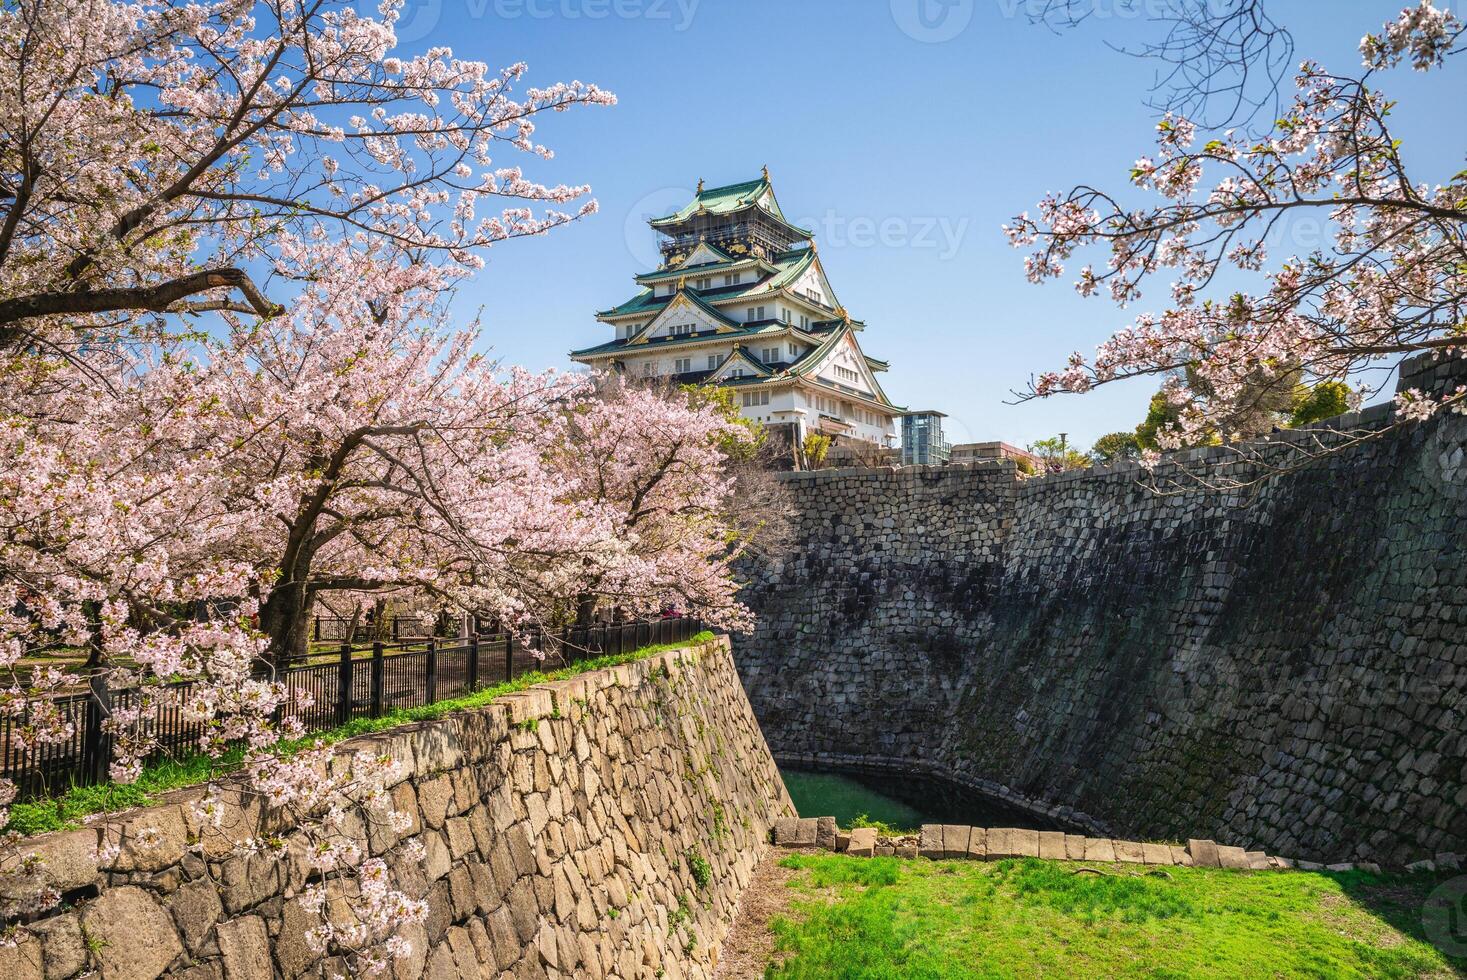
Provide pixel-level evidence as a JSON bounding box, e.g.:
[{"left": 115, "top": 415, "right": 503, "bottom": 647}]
[
  {"left": 311, "top": 614, "right": 436, "bottom": 644},
  {"left": 1, "top": 616, "right": 704, "bottom": 799}
]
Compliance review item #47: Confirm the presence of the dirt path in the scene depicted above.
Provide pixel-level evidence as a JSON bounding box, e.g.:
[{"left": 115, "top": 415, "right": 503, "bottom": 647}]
[{"left": 714, "top": 849, "right": 801, "bottom": 979}]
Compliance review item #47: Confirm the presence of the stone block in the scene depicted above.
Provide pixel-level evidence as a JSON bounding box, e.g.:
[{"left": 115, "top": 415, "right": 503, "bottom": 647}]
[
  {"left": 1187, "top": 839, "right": 1222, "bottom": 868},
  {"left": 1142, "top": 843, "right": 1173, "bottom": 866},
  {"left": 1038, "top": 831, "right": 1067, "bottom": 861},
  {"left": 17, "top": 829, "right": 101, "bottom": 894},
  {"left": 790, "top": 818, "right": 819, "bottom": 847},
  {"left": 1169, "top": 845, "right": 1194, "bottom": 867},
  {"left": 0, "top": 934, "right": 42, "bottom": 980},
  {"left": 1217, "top": 845, "right": 1250, "bottom": 870},
  {"left": 941, "top": 825, "right": 971, "bottom": 860},
  {"left": 1011, "top": 828, "right": 1040, "bottom": 858},
  {"left": 1246, "top": 851, "right": 1271, "bottom": 870},
  {"left": 918, "top": 824, "right": 943, "bottom": 858},
  {"left": 815, "top": 816, "right": 837, "bottom": 851},
  {"left": 82, "top": 886, "right": 184, "bottom": 980},
  {"left": 218, "top": 915, "right": 273, "bottom": 980},
  {"left": 169, "top": 878, "right": 223, "bottom": 954},
  {"left": 1064, "top": 835, "right": 1089, "bottom": 860},
  {"left": 1083, "top": 838, "right": 1116, "bottom": 863},
  {"left": 1114, "top": 840, "right": 1146, "bottom": 864},
  {"left": 771, "top": 818, "right": 798, "bottom": 846},
  {"left": 500, "top": 688, "right": 553, "bottom": 725},
  {"left": 847, "top": 827, "right": 877, "bottom": 857},
  {"left": 965, "top": 827, "right": 987, "bottom": 860},
  {"left": 29, "top": 913, "right": 85, "bottom": 980}
]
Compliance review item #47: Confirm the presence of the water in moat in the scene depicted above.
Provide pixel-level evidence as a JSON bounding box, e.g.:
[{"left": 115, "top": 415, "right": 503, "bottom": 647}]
[{"left": 778, "top": 764, "right": 1064, "bottom": 832}]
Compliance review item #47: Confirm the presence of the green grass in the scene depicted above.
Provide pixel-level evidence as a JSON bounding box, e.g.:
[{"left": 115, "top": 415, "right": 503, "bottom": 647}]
[
  {"left": 763, "top": 853, "right": 1466, "bottom": 979},
  {"left": 6, "top": 632, "right": 713, "bottom": 837}
]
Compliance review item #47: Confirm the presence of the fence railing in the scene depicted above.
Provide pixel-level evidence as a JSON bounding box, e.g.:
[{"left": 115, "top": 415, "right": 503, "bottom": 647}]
[
  {"left": 1, "top": 616, "right": 704, "bottom": 799},
  {"left": 311, "top": 614, "right": 436, "bottom": 643}
]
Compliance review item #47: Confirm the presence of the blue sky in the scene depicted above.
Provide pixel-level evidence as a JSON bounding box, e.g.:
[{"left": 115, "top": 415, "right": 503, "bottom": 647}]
[{"left": 395, "top": 0, "right": 1465, "bottom": 450}]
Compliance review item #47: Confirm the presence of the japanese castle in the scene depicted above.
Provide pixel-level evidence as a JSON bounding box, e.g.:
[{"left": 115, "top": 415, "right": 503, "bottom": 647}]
[{"left": 571, "top": 171, "right": 902, "bottom": 450}]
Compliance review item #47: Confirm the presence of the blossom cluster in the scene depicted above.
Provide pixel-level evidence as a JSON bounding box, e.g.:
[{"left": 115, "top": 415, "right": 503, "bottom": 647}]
[{"left": 1006, "top": 1, "right": 1465, "bottom": 452}]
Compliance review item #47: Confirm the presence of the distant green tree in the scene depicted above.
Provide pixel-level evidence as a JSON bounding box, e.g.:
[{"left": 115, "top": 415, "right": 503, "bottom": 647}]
[
  {"left": 1027, "top": 436, "right": 1092, "bottom": 474},
  {"left": 801, "top": 432, "right": 832, "bottom": 469},
  {"left": 1091, "top": 431, "right": 1141, "bottom": 464},
  {"left": 1288, "top": 380, "right": 1353, "bottom": 427},
  {"left": 1134, "top": 391, "right": 1182, "bottom": 451}
]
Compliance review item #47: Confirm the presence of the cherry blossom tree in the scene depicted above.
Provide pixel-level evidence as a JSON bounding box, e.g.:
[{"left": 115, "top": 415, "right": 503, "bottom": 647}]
[
  {"left": 548, "top": 376, "right": 782, "bottom": 635},
  {"left": 1007, "top": 1, "right": 1466, "bottom": 477},
  {"left": 0, "top": 0, "right": 618, "bottom": 966},
  {"left": 177, "top": 240, "right": 599, "bottom": 664},
  {"left": 0, "top": 0, "right": 613, "bottom": 351}
]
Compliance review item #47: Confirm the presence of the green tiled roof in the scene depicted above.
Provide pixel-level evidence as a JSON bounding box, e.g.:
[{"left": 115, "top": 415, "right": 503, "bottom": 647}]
[
  {"left": 634, "top": 253, "right": 775, "bottom": 286},
  {"left": 649, "top": 176, "right": 812, "bottom": 237},
  {"left": 598, "top": 247, "right": 821, "bottom": 320},
  {"left": 651, "top": 178, "right": 773, "bottom": 224},
  {"left": 595, "top": 289, "right": 661, "bottom": 319}
]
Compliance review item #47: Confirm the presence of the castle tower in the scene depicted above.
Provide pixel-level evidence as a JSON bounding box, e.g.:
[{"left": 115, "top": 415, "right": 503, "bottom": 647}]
[{"left": 570, "top": 172, "right": 902, "bottom": 451}]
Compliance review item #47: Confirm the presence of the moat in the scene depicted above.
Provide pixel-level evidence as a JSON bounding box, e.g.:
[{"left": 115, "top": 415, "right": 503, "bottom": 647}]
[{"left": 779, "top": 764, "right": 1065, "bottom": 832}]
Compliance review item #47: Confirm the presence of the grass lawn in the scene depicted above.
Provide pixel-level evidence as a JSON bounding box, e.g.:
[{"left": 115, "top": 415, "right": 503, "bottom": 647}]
[
  {"left": 5, "top": 632, "right": 713, "bottom": 837},
  {"left": 759, "top": 853, "right": 1465, "bottom": 979}
]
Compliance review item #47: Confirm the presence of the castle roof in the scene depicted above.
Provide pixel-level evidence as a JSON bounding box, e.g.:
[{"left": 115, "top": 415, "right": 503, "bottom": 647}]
[
  {"left": 596, "top": 247, "right": 826, "bottom": 320},
  {"left": 648, "top": 173, "right": 812, "bottom": 237}
]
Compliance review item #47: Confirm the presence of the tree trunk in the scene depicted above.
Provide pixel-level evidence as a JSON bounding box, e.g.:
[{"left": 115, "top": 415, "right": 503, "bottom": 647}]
[
  {"left": 259, "top": 577, "right": 312, "bottom": 666},
  {"left": 574, "top": 592, "right": 597, "bottom": 629}
]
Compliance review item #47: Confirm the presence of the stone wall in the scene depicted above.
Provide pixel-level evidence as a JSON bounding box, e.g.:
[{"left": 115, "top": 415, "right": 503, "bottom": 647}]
[
  {"left": 4, "top": 636, "right": 792, "bottom": 979},
  {"left": 738, "top": 355, "right": 1467, "bottom": 866}
]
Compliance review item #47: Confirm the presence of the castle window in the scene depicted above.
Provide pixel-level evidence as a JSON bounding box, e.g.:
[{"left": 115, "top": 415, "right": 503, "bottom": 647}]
[
  {"left": 675, "top": 357, "right": 692, "bottom": 374},
  {"left": 707, "top": 354, "right": 719, "bottom": 370}
]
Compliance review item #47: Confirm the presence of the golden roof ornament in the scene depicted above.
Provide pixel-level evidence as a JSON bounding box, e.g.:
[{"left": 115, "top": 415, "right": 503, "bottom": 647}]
[
  {"left": 761, "top": 164, "right": 770, "bottom": 181},
  {"left": 696, "top": 178, "right": 705, "bottom": 193}
]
